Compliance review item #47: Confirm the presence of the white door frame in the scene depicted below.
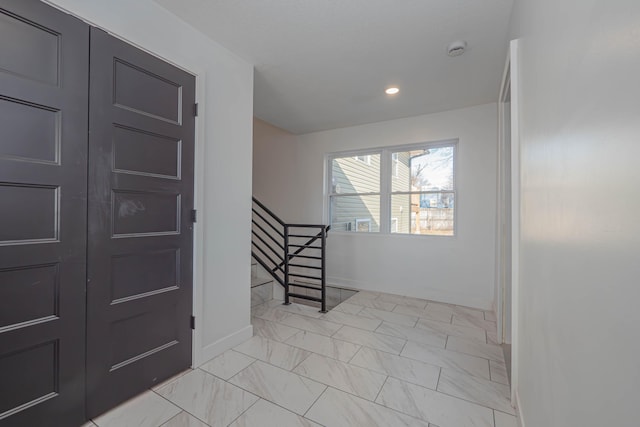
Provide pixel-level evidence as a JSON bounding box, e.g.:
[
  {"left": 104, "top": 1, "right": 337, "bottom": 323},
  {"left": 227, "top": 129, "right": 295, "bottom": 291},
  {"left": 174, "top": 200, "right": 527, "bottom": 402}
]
[
  {"left": 495, "top": 59, "right": 508, "bottom": 348},
  {"left": 496, "top": 39, "right": 521, "bottom": 406}
]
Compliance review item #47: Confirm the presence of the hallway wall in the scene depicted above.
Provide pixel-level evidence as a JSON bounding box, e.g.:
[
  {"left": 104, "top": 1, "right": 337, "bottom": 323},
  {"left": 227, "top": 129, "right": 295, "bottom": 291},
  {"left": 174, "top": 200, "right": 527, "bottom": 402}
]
[
  {"left": 509, "top": 0, "right": 640, "bottom": 425},
  {"left": 254, "top": 104, "right": 498, "bottom": 309}
]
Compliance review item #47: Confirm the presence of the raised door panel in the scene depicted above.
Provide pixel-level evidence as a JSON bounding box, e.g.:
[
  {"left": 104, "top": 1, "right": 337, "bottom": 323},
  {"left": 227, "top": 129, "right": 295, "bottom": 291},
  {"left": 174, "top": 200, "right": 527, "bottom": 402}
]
[
  {"left": 86, "top": 28, "right": 195, "bottom": 418},
  {"left": 0, "top": 1, "right": 88, "bottom": 426}
]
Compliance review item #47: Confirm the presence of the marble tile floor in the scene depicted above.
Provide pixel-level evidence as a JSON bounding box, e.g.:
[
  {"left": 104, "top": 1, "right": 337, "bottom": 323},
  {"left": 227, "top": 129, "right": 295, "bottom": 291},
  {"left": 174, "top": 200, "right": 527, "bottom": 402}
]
[{"left": 86, "top": 291, "right": 518, "bottom": 427}]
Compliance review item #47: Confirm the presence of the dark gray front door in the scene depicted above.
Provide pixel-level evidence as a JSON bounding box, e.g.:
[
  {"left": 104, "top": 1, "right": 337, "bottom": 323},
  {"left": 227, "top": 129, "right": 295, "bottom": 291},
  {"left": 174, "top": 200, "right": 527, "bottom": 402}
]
[
  {"left": 0, "top": 1, "right": 89, "bottom": 426},
  {"left": 86, "top": 28, "right": 196, "bottom": 417}
]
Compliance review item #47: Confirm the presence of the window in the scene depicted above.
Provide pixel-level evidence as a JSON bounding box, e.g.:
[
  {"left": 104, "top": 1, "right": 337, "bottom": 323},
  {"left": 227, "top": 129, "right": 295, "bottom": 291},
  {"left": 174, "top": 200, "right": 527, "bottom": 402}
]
[
  {"left": 330, "top": 153, "right": 381, "bottom": 232},
  {"left": 328, "top": 140, "right": 456, "bottom": 236}
]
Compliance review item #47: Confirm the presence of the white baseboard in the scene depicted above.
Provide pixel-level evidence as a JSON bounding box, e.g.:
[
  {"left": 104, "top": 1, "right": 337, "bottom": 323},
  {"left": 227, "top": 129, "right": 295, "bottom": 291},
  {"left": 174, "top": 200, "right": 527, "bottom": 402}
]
[
  {"left": 515, "top": 389, "right": 526, "bottom": 427},
  {"left": 327, "top": 276, "right": 493, "bottom": 310},
  {"left": 196, "top": 324, "right": 253, "bottom": 367}
]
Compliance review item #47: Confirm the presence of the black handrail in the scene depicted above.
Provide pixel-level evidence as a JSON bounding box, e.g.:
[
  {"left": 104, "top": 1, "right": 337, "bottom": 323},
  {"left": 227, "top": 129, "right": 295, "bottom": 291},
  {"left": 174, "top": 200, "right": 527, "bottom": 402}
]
[
  {"left": 272, "top": 226, "right": 330, "bottom": 272},
  {"left": 251, "top": 196, "right": 329, "bottom": 312},
  {"left": 252, "top": 220, "right": 285, "bottom": 250},
  {"left": 252, "top": 209, "right": 285, "bottom": 238},
  {"left": 251, "top": 241, "right": 283, "bottom": 269},
  {"left": 252, "top": 197, "right": 286, "bottom": 226}
]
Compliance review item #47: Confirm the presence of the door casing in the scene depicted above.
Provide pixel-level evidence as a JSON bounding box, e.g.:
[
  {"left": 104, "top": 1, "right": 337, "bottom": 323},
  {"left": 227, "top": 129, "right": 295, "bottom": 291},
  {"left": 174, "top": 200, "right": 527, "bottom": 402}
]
[{"left": 495, "top": 39, "right": 521, "bottom": 406}]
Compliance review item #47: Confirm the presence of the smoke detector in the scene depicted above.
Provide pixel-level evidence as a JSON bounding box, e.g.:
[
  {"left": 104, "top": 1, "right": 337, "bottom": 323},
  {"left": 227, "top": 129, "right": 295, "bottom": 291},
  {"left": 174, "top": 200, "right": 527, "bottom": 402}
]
[{"left": 447, "top": 40, "right": 467, "bottom": 57}]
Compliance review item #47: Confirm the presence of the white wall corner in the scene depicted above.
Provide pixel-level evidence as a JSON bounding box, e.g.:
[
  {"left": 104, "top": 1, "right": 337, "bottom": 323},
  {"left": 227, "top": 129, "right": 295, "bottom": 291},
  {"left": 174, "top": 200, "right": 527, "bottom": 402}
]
[
  {"left": 196, "top": 324, "right": 253, "bottom": 367},
  {"left": 516, "top": 388, "right": 526, "bottom": 427}
]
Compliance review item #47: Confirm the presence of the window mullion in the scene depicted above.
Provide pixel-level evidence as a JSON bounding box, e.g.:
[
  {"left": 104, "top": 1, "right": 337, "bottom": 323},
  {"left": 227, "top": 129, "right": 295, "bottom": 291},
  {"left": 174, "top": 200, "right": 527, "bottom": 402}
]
[{"left": 380, "top": 148, "right": 390, "bottom": 233}]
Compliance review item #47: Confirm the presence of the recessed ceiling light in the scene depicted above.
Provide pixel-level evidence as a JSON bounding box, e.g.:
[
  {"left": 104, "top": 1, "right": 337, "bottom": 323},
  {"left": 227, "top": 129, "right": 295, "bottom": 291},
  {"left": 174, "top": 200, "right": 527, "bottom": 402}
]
[{"left": 385, "top": 87, "right": 399, "bottom": 95}]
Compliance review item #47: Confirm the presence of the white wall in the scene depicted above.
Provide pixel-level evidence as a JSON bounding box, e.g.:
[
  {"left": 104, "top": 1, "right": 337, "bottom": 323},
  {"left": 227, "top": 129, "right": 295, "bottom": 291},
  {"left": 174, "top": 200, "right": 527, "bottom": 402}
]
[
  {"left": 509, "top": 0, "right": 640, "bottom": 425},
  {"left": 45, "top": 0, "right": 255, "bottom": 365},
  {"left": 253, "top": 119, "right": 299, "bottom": 219},
  {"left": 254, "top": 104, "right": 498, "bottom": 309}
]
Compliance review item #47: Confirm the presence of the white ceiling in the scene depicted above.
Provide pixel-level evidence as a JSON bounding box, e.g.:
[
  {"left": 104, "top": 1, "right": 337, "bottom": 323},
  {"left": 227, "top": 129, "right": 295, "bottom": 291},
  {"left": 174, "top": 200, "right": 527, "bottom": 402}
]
[{"left": 155, "top": 0, "right": 514, "bottom": 134}]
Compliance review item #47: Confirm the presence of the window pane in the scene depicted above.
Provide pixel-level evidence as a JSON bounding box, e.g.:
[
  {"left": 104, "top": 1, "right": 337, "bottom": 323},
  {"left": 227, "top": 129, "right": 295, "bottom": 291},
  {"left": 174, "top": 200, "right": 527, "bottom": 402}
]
[
  {"left": 331, "top": 153, "right": 380, "bottom": 194},
  {"left": 330, "top": 195, "right": 380, "bottom": 232},
  {"left": 391, "top": 193, "right": 454, "bottom": 235},
  {"left": 390, "top": 193, "right": 412, "bottom": 233},
  {"left": 392, "top": 146, "right": 454, "bottom": 192}
]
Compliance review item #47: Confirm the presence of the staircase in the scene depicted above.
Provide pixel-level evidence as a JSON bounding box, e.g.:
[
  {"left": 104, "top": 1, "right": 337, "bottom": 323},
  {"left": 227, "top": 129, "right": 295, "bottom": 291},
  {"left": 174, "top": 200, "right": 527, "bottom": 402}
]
[{"left": 251, "top": 197, "right": 330, "bottom": 312}]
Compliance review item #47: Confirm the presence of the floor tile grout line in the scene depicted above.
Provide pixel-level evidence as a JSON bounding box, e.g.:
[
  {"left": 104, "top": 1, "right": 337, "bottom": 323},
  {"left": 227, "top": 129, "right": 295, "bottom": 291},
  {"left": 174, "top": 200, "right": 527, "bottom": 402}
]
[
  {"left": 290, "top": 350, "right": 315, "bottom": 371},
  {"left": 432, "top": 386, "right": 516, "bottom": 416},
  {"left": 443, "top": 346, "right": 505, "bottom": 364},
  {"left": 158, "top": 413, "right": 190, "bottom": 427},
  {"left": 330, "top": 323, "right": 345, "bottom": 338},
  {"left": 231, "top": 346, "right": 316, "bottom": 374},
  {"left": 373, "top": 326, "right": 445, "bottom": 348},
  {"left": 284, "top": 335, "right": 363, "bottom": 363},
  {"left": 398, "top": 336, "right": 409, "bottom": 354},
  {"left": 223, "top": 366, "right": 321, "bottom": 418},
  {"left": 152, "top": 386, "right": 214, "bottom": 427},
  {"left": 403, "top": 337, "right": 496, "bottom": 365},
  {"left": 372, "top": 391, "right": 441, "bottom": 426},
  {"left": 223, "top": 395, "right": 261, "bottom": 427},
  {"left": 373, "top": 375, "right": 390, "bottom": 403},
  {"left": 225, "top": 359, "right": 259, "bottom": 383},
  {"left": 417, "top": 318, "right": 491, "bottom": 336},
  {"left": 345, "top": 344, "right": 363, "bottom": 364},
  {"left": 330, "top": 329, "right": 406, "bottom": 355},
  {"left": 350, "top": 344, "right": 444, "bottom": 376},
  {"left": 379, "top": 375, "right": 513, "bottom": 421},
  {"left": 258, "top": 315, "right": 343, "bottom": 338},
  {"left": 291, "top": 354, "right": 391, "bottom": 402},
  {"left": 302, "top": 385, "right": 329, "bottom": 418},
  {"left": 393, "top": 351, "right": 493, "bottom": 382},
  {"left": 252, "top": 317, "right": 305, "bottom": 337},
  {"left": 494, "top": 407, "right": 519, "bottom": 417},
  {"left": 316, "top": 383, "right": 427, "bottom": 417}
]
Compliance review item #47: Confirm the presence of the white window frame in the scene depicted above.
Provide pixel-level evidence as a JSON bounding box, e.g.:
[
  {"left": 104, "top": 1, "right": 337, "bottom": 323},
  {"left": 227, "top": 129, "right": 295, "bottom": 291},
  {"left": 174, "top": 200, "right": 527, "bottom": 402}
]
[
  {"left": 391, "top": 152, "right": 399, "bottom": 177},
  {"left": 326, "top": 139, "right": 458, "bottom": 236}
]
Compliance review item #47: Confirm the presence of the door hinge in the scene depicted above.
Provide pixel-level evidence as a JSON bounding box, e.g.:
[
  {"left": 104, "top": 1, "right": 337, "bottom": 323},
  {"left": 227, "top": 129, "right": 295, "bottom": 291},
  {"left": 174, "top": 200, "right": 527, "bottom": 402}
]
[
  {"left": 194, "top": 103, "right": 199, "bottom": 117},
  {"left": 190, "top": 315, "right": 196, "bottom": 330},
  {"left": 191, "top": 209, "right": 197, "bottom": 223}
]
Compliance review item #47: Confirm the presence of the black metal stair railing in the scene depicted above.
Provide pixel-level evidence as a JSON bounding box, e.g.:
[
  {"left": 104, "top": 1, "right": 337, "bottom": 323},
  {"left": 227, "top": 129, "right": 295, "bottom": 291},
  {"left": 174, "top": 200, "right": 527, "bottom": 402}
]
[{"left": 251, "top": 197, "right": 330, "bottom": 312}]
